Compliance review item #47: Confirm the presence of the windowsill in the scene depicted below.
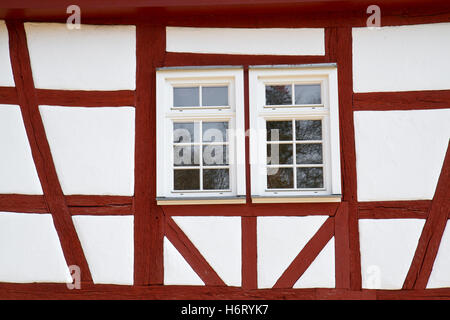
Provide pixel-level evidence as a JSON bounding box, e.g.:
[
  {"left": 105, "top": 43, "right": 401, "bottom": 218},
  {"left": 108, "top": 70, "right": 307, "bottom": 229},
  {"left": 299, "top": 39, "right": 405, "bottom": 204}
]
[
  {"left": 251, "top": 194, "right": 342, "bottom": 204},
  {"left": 156, "top": 196, "right": 247, "bottom": 206}
]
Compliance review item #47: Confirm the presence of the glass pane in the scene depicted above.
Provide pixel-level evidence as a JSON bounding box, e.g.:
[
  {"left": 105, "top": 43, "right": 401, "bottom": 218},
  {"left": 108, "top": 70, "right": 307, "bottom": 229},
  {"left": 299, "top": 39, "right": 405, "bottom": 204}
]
[
  {"left": 202, "top": 122, "right": 228, "bottom": 142},
  {"left": 294, "top": 84, "right": 321, "bottom": 105},
  {"left": 173, "top": 122, "right": 199, "bottom": 143},
  {"left": 174, "top": 169, "right": 200, "bottom": 190},
  {"left": 295, "top": 120, "right": 322, "bottom": 141},
  {"left": 266, "top": 121, "right": 292, "bottom": 141},
  {"left": 203, "top": 145, "right": 229, "bottom": 166},
  {"left": 265, "top": 85, "right": 292, "bottom": 105},
  {"left": 173, "top": 87, "right": 199, "bottom": 107},
  {"left": 267, "top": 167, "right": 293, "bottom": 189},
  {"left": 297, "top": 167, "right": 323, "bottom": 188},
  {"left": 202, "top": 86, "right": 228, "bottom": 106},
  {"left": 173, "top": 145, "right": 200, "bottom": 166},
  {"left": 267, "top": 144, "right": 293, "bottom": 165},
  {"left": 203, "top": 169, "right": 230, "bottom": 190},
  {"left": 296, "top": 144, "right": 323, "bottom": 164}
]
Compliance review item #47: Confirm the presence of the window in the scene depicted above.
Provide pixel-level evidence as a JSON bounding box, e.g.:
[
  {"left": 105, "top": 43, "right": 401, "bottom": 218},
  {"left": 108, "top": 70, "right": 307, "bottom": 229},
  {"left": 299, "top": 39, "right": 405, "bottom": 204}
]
[
  {"left": 249, "top": 65, "right": 341, "bottom": 202},
  {"left": 156, "top": 67, "right": 246, "bottom": 203}
]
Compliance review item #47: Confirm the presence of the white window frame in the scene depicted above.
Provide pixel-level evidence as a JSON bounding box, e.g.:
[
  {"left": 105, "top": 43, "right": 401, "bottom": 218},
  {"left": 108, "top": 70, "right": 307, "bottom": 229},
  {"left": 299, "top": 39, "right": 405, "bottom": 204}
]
[
  {"left": 249, "top": 64, "right": 341, "bottom": 200},
  {"left": 156, "top": 67, "right": 246, "bottom": 200}
]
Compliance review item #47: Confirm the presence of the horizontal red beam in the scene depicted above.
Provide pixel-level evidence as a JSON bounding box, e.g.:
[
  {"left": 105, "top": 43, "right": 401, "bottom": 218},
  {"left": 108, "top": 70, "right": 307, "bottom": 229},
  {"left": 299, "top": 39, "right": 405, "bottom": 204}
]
[
  {"left": 353, "top": 90, "right": 450, "bottom": 111},
  {"left": 161, "top": 202, "right": 340, "bottom": 216},
  {"left": 0, "top": 194, "right": 133, "bottom": 215},
  {"left": 36, "top": 89, "right": 135, "bottom": 107},
  {"left": 358, "top": 200, "right": 431, "bottom": 219},
  {"left": 3, "top": 282, "right": 450, "bottom": 300},
  {"left": 163, "top": 52, "right": 328, "bottom": 68},
  {"left": 0, "top": 194, "right": 47, "bottom": 213},
  {"left": 1, "top": 196, "right": 436, "bottom": 218},
  {"left": 0, "top": 87, "right": 18, "bottom": 105},
  {"left": 2, "top": 1, "right": 450, "bottom": 28}
]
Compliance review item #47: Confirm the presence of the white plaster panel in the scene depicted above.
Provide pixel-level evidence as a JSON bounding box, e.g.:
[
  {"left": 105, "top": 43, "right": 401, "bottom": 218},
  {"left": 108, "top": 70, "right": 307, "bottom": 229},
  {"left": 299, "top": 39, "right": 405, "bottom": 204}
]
[
  {"left": 25, "top": 23, "right": 136, "bottom": 90},
  {"left": 353, "top": 23, "right": 450, "bottom": 92},
  {"left": 0, "top": 105, "right": 43, "bottom": 194},
  {"left": 257, "top": 216, "right": 328, "bottom": 289},
  {"left": 293, "top": 237, "right": 335, "bottom": 288},
  {"left": 359, "top": 219, "right": 425, "bottom": 289},
  {"left": 427, "top": 221, "right": 450, "bottom": 288},
  {"left": 354, "top": 109, "right": 450, "bottom": 201},
  {"left": 0, "top": 212, "right": 71, "bottom": 283},
  {"left": 0, "top": 21, "right": 14, "bottom": 86},
  {"left": 172, "top": 216, "right": 241, "bottom": 287},
  {"left": 163, "top": 237, "right": 204, "bottom": 286},
  {"left": 72, "top": 215, "right": 134, "bottom": 285},
  {"left": 39, "top": 106, "right": 135, "bottom": 196},
  {"left": 166, "top": 27, "right": 325, "bottom": 56}
]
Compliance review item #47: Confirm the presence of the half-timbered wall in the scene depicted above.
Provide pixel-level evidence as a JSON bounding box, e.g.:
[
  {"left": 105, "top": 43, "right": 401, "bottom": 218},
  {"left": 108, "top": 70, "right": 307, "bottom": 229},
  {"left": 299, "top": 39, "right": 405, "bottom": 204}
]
[{"left": 0, "top": 8, "right": 449, "bottom": 299}]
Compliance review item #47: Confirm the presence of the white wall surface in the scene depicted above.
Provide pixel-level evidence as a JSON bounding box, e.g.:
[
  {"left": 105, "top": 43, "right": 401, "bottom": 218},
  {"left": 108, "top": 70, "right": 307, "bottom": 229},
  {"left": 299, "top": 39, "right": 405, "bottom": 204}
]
[
  {"left": 0, "top": 21, "right": 14, "bottom": 86},
  {"left": 427, "top": 221, "right": 450, "bottom": 288},
  {"left": 354, "top": 109, "right": 450, "bottom": 201},
  {"left": 293, "top": 237, "right": 335, "bottom": 288},
  {"left": 172, "top": 216, "right": 241, "bottom": 287},
  {"left": 0, "top": 212, "right": 71, "bottom": 283},
  {"left": 25, "top": 23, "right": 136, "bottom": 90},
  {"left": 257, "top": 216, "right": 328, "bottom": 288},
  {"left": 72, "top": 215, "right": 134, "bottom": 285},
  {"left": 163, "top": 237, "right": 204, "bottom": 286},
  {"left": 353, "top": 23, "right": 450, "bottom": 92},
  {"left": 39, "top": 106, "right": 135, "bottom": 196},
  {"left": 166, "top": 27, "right": 325, "bottom": 56},
  {"left": 0, "top": 105, "right": 42, "bottom": 194},
  {"left": 359, "top": 219, "right": 424, "bottom": 289}
]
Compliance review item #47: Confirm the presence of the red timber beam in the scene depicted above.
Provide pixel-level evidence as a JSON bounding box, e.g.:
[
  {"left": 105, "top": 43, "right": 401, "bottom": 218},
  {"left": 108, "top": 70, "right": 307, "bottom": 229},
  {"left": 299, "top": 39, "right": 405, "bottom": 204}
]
[
  {"left": 6, "top": 21, "right": 92, "bottom": 282},
  {"left": 358, "top": 200, "right": 431, "bottom": 219},
  {"left": 134, "top": 24, "right": 165, "bottom": 286},
  {"left": 241, "top": 66, "right": 258, "bottom": 290},
  {"left": 36, "top": 89, "right": 135, "bottom": 107},
  {"left": 331, "top": 26, "right": 362, "bottom": 290},
  {"left": 403, "top": 141, "right": 450, "bottom": 290},
  {"left": 0, "top": 195, "right": 133, "bottom": 215},
  {"left": 6, "top": 281, "right": 450, "bottom": 300},
  {"left": 353, "top": 90, "right": 450, "bottom": 111},
  {"left": 165, "top": 217, "right": 226, "bottom": 286},
  {"left": 0, "top": 86, "right": 18, "bottom": 104},
  {"left": 334, "top": 202, "right": 351, "bottom": 289}
]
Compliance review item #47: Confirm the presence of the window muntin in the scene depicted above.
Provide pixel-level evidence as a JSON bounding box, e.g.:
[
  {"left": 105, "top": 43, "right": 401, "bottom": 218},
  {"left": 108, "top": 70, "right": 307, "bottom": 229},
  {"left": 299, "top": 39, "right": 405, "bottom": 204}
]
[
  {"left": 266, "top": 119, "right": 325, "bottom": 191},
  {"left": 265, "top": 82, "right": 322, "bottom": 107},
  {"left": 173, "top": 85, "right": 229, "bottom": 109},
  {"left": 172, "top": 120, "right": 230, "bottom": 192}
]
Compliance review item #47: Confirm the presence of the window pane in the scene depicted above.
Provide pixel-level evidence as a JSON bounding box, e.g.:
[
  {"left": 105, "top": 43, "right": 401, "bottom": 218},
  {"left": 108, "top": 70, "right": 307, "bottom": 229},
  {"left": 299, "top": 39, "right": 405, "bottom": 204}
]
[
  {"left": 297, "top": 167, "right": 323, "bottom": 188},
  {"left": 173, "top": 145, "right": 200, "bottom": 166},
  {"left": 266, "top": 121, "right": 292, "bottom": 141},
  {"left": 173, "top": 87, "right": 199, "bottom": 107},
  {"left": 203, "top": 145, "right": 229, "bottom": 166},
  {"left": 173, "top": 122, "right": 199, "bottom": 143},
  {"left": 203, "top": 169, "right": 230, "bottom": 190},
  {"left": 267, "top": 144, "right": 293, "bottom": 164},
  {"left": 294, "top": 84, "right": 321, "bottom": 105},
  {"left": 202, "top": 121, "right": 228, "bottom": 142},
  {"left": 202, "top": 86, "right": 228, "bottom": 106},
  {"left": 296, "top": 144, "right": 322, "bottom": 164},
  {"left": 265, "top": 85, "right": 292, "bottom": 105},
  {"left": 267, "top": 167, "right": 293, "bottom": 189},
  {"left": 174, "top": 169, "right": 200, "bottom": 190},
  {"left": 295, "top": 120, "right": 322, "bottom": 141}
]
